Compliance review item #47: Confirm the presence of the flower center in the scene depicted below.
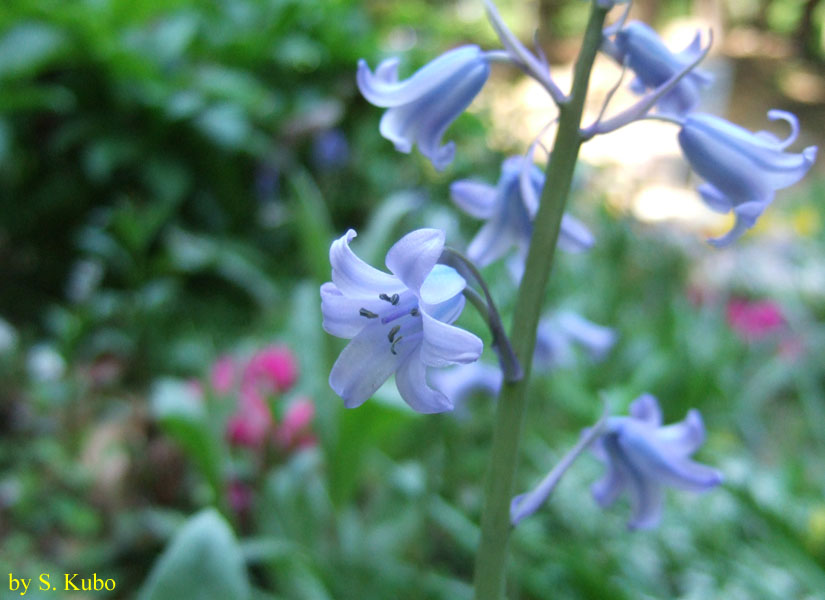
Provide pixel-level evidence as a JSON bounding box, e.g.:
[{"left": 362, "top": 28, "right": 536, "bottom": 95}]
[{"left": 359, "top": 291, "right": 422, "bottom": 355}]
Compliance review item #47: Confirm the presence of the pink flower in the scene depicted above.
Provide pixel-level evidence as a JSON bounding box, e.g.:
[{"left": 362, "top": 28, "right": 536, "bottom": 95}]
[
  {"left": 275, "top": 398, "right": 316, "bottom": 450},
  {"left": 226, "top": 387, "right": 273, "bottom": 448},
  {"left": 210, "top": 355, "right": 237, "bottom": 395},
  {"left": 726, "top": 298, "right": 785, "bottom": 342},
  {"left": 227, "top": 479, "right": 253, "bottom": 515},
  {"left": 242, "top": 346, "right": 299, "bottom": 395}
]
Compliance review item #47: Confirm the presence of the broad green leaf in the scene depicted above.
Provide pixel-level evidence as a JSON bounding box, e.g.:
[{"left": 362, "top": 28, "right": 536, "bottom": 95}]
[{"left": 139, "top": 509, "right": 250, "bottom": 600}]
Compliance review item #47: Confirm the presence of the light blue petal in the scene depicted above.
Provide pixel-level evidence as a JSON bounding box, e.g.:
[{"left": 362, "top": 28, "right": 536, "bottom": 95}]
[
  {"left": 655, "top": 409, "right": 705, "bottom": 456},
  {"left": 419, "top": 264, "right": 466, "bottom": 305},
  {"left": 629, "top": 394, "right": 662, "bottom": 426},
  {"left": 697, "top": 182, "right": 733, "bottom": 214},
  {"left": 395, "top": 348, "right": 453, "bottom": 413},
  {"left": 591, "top": 456, "right": 627, "bottom": 508},
  {"left": 385, "top": 228, "right": 445, "bottom": 293},
  {"left": 420, "top": 310, "right": 483, "bottom": 368},
  {"left": 467, "top": 219, "right": 520, "bottom": 267},
  {"left": 429, "top": 362, "right": 501, "bottom": 406},
  {"left": 330, "top": 229, "right": 405, "bottom": 298},
  {"left": 558, "top": 214, "right": 596, "bottom": 253},
  {"left": 450, "top": 180, "right": 498, "bottom": 219},
  {"left": 422, "top": 293, "right": 465, "bottom": 324},
  {"left": 329, "top": 323, "right": 411, "bottom": 408},
  {"left": 357, "top": 46, "right": 485, "bottom": 108},
  {"left": 556, "top": 311, "right": 616, "bottom": 359},
  {"left": 320, "top": 282, "right": 384, "bottom": 339}
]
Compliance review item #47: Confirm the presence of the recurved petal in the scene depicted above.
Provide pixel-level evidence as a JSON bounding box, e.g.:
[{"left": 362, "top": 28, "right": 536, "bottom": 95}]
[
  {"left": 450, "top": 180, "right": 498, "bottom": 219},
  {"left": 329, "top": 323, "right": 408, "bottom": 408},
  {"left": 706, "top": 200, "right": 769, "bottom": 247},
  {"left": 557, "top": 214, "right": 595, "bottom": 253},
  {"left": 467, "top": 219, "right": 519, "bottom": 268},
  {"left": 629, "top": 394, "right": 662, "bottom": 426},
  {"left": 697, "top": 182, "right": 733, "bottom": 214},
  {"left": 625, "top": 473, "right": 664, "bottom": 530},
  {"left": 357, "top": 46, "right": 485, "bottom": 108},
  {"left": 395, "top": 348, "right": 454, "bottom": 413},
  {"left": 420, "top": 310, "right": 483, "bottom": 368},
  {"left": 591, "top": 457, "right": 627, "bottom": 508},
  {"left": 655, "top": 409, "right": 705, "bottom": 456},
  {"left": 419, "top": 264, "right": 466, "bottom": 305},
  {"left": 330, "top": 230, "right": 405, "bottom": 297},
  {"left": 385, "top": 228, "right": 445, "bottom": 292}
]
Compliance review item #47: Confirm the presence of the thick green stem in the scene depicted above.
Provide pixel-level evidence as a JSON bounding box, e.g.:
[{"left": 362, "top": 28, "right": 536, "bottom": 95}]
[{"left": 472, "top": 4, "right": 608, "bottom": 599}]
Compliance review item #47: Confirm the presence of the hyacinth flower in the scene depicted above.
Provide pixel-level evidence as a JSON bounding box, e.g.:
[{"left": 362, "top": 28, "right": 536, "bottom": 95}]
[
  {"left": 533, "top": 311, "right": 616, "bottom": 370},
  {"left": 603, "top": 21, "right": 711, "bottom": 117},
  {"left": 450, "top": 156, "right": 595, "bottom": 269},
  {"left": 429, "top": 362, "right": 503, "bottom": 409},
  {"left": 589, "top": 394, "right": 722, "bottom": 529},
  {"left": 321, "top": 228, "right": 483, "bottom": 413},
  {"left": 678, "top": 110, "right": 818, "bottom": 246},
  {"left": 357, "top": 46, "right": 490, "bottom": 171}
]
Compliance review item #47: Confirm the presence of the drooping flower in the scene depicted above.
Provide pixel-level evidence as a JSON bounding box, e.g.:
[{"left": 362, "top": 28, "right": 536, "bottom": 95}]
[
  {"left": 589, "top": 394, "right": 722, "bottom": 530},
  {"left": 321, "top": 229, "right": 483, "bottom": 413},
  {"left": 605, "top": 21, "right": 711, "bottom": 117},
  {"left": 450, "top": 156, "right": 594, "bottom": 270},
  {"left": 357, "top": 46, "right": 490, "bottom": 171},
  {"left": 534, "top": 311, "right": 616, "bottom": 370},
  {"left": 678, "top": 110, "right": 818, "bottom": 246}
]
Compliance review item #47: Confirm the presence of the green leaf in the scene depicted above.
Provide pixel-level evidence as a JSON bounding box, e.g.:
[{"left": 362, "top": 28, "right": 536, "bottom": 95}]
[
  {"left": 150, "top": 379, "right": 222, "bottom": 498},
  {"left": 288, "top": 168, "right": 334, "bottom": 283},
  {"left": 139, "top": 509, "right": 251, "bottom": 600},
  {"left": 0, "top": 23, "right": 67, "bottom": 79}
]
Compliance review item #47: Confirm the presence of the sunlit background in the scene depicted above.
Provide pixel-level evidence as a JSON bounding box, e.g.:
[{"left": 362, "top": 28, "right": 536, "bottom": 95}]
[{"left": 1, "top": 0, "right": 825, "bottom": 598}]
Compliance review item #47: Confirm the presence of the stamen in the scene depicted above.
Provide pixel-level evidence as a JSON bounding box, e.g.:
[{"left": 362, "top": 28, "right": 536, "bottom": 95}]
[
  {"left": 379, "top": 293, "right": 393, "bottom": 303},
  {"left": 390, "top": 335, "right": 403, "bottom": 355},
  {"left": 390, "top": 293, "right": 400, "bottom": 305},
  {"left": 388, "top": 325, "right": 401, "bottom": 343},
  {"left": 410, "top": 308, "right": 419, "bottom": 316},
  {"left": 359, "top": 308, "right": 379, "bottom": 318}
]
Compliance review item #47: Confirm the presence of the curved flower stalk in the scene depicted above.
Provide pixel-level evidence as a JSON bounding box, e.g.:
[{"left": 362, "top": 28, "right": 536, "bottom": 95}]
[
  {"left": 321, "top": 229, "right": 483, "bottom": 413},
  {"left": 589, "top": 394, "right": 723, "bottom": 529},
  {"left": 483, "top": 0, "right": 565, "bottom": 104},
  {"left": 450, "top": 156, "right": 595, "bottom": 270},
  {"left": 678, "top": 110, "right": 818, "bottom": 246},
  {"left": 357, "top": 46, "right": 490, "bottom": 171},
  {"left": 603, "top": 21, "right": 711, "bottom": 117},
  {"left": 534, "top": 311, "right": 616, "bottom": 370}
]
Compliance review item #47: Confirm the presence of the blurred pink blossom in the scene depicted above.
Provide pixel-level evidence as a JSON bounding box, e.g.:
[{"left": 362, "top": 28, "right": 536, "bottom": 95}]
[
  {"left": 275, "top": 398, "right": 316, "bottom": 450},
  {"left": 242, "top": 346, "right": 298, "bottom": 395},
  {"left": 210, "top": 355, "right": 237, "bottom": 395},
  {"left": 726, "top": 298, "right": 785, "bottom": 342},
  {"left": 227, "top": 479, "right": 253, "bottom": 515},
  {"left": 226, "top": 387, "right": 273, "bottom": 447}
]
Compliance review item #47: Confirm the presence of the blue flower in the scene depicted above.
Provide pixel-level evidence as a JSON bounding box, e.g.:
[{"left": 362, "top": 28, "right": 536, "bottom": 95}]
[
  {"left": 678, "top": 110, "right": 818, "bottom": 246},
  {"left": 534, "top": 311, "right": 616, "bottom": 370},
  {"left": 321, "top": 229, "right": 483, "bottom": 413},
  {"left": 450, "top": 157, "right": 594, "bottom": 269},
  {"left": 607, "top": 21, "right": 711, "bottom": 117},
  {"left": 357, "top": 46, "right": 490, "bottom": 171},
  {"left": 589, "top": 394, "right": 723, "bottom": 530}
]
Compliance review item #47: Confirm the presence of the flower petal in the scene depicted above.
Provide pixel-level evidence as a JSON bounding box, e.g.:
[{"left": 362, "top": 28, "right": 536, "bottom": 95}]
[
  {"left": 591, "top": 457, "right": 627, "bottom": 508},
  {"left": 329, "top": 323, "right": 409, "bottom": 408},
  {"left": 385, "top": 228, "right": 445, "bottom": 292},
  {"left": 395, "top": 349, "right": 453, "bottom": 413},
  {"left": 628, "top": 393, "right": 662, "bottom": 426},
  {"left": 655, "top": 409, "right": 705, "bottom": 456},
  {"left": 450, "top": 180, "right": 498, "bottom": 219},
  {"left": 330, "top": 230, "right": 405, "bottom": 297},
  {"left": 467, "top": 219, "right": 519, "bottom": 268},
  {"left": 420, "top": 310, "right": 483, "bottom": 368},
  {"left": 419, "top": 264, "right": 466, "bottom": 305},
  {"left": 321, "top": 282, "right": 387, "bottom": 339},
  {"left": 558, "top": 214, "right": 595, "bottom": 253},
  {"left": 697, "top": 182, "right": 733, "bottom": 214}
]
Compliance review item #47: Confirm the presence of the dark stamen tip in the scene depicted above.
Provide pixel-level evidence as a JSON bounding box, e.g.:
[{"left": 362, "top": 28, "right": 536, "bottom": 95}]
[
  {"left": 410, "top": 308, "right": 419, "bottom": 317},
  {"left": 359, "top": 308, "right": 378, "bottom": 319},
  {"left": 388, "top": 325, "right": 401, "bottom": 343},
  {"left": 390, "top": 293, "right": 400, "bottom": 305}
]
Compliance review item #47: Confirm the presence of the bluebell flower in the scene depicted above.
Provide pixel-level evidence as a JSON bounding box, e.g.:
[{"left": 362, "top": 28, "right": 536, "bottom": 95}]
[
  {"left": 321, "top": 229, "right": 483, "bottom": 413},
  {"left": 678, "top": 110, "right": 818, "bottom": 246},
  {"left": 589, "top": 394, "right": 723, "bottom": 529},
  {"left": 606, "top": 21, "right": 711, "bottom": 117},
  {"left": 534, "top": 311, "right": 616, "bottom": 370},
  {"left": 450, "top": 157, "right": 595, "bottom": 269},
  {"left": 429, "top": 362, "right": 502, "bottom": 408},
  {"left": 357, "top": 46, "right": 490, "bottom": 171}
]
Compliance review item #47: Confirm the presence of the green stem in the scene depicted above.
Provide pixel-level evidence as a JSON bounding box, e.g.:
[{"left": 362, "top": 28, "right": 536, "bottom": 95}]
[{"left": 472, "top": 4, "right": 608, "bottom": 599}]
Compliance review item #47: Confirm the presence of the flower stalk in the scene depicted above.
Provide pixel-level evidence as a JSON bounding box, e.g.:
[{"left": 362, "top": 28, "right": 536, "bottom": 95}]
[{"left": 472, "top": 3, "right": 610, "bottom": 598}]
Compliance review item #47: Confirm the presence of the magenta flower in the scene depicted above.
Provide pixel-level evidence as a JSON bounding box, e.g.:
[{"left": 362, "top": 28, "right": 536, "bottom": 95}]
[
  {"left": 210, "top": 355, "right": 237, "bottom": 395},
  {"left": 242, "top": 346, "right": 299, "bottom": 395},
  {"left": 226, "top": 387, "right": 273, "bottom": 448},
  {"left": 726, "top": 298, "right": 784, "bottom": 342},
  {"left": 275, "top": 398, "right": 316, "bottom": 450}
]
